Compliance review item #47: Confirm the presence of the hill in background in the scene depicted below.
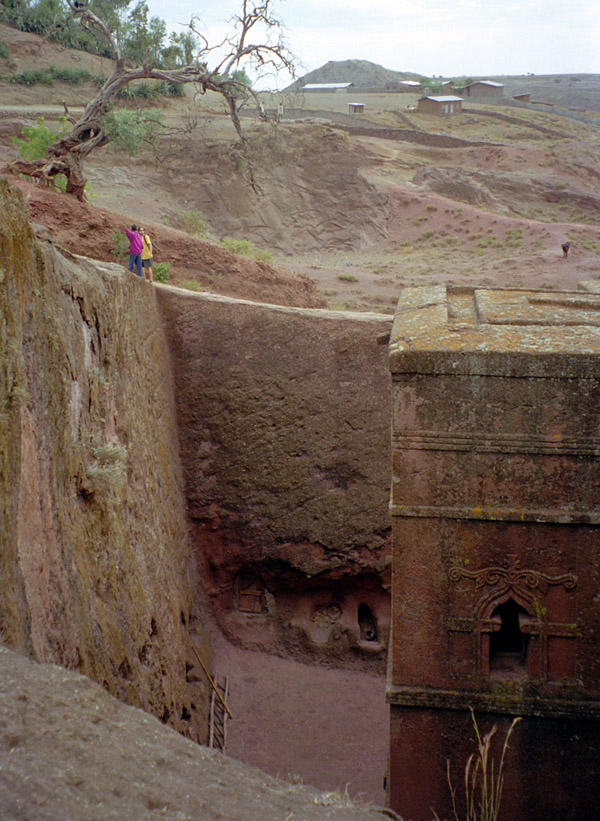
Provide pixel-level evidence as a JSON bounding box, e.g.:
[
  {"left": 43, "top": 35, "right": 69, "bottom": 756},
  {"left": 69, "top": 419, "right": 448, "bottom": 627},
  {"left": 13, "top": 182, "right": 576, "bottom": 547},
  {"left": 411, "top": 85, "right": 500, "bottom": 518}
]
[
  {"left": 285, "top": 59, "right": 423, "bottom": 91},
  {"left": 286, "top": 59, "right": 600, "bottom": 112}
]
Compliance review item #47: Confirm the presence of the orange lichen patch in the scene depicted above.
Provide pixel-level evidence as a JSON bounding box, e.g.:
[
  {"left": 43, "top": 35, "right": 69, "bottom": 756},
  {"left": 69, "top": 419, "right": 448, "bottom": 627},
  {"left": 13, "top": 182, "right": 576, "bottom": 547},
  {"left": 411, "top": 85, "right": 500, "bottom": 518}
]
[{"left": 390, "top": 285, "right": 600, "bottom": 374}]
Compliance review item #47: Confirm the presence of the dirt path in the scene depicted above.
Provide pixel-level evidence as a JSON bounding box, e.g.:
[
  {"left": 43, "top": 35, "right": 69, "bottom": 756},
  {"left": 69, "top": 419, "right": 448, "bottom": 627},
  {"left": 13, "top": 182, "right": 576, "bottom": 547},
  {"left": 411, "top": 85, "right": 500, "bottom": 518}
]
[{"left": 212, "top": 633, "right": 389, "bottom": 805}]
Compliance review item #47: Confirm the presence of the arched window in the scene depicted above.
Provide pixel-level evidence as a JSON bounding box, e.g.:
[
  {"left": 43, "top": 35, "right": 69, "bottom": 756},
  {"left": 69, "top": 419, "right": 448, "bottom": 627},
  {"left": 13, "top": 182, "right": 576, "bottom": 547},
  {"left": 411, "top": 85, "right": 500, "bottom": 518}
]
[
  {"left": 489, "top": 598, "right": 530, "bottom": 675},
  {"left": 358, "top": 603, "right": 378, "bottom": 642}
]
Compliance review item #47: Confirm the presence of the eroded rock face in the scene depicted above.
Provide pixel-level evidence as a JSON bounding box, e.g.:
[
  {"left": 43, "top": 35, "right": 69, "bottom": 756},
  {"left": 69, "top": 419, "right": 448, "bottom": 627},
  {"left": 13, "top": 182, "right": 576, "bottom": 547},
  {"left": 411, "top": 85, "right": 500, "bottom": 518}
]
[
  {"left": 0, "top": 646, "right": 385, "bottom": 821},
  {"left": 158, "top": 289, "right": 394, "bottom": 669},
  {"left": 0, "top": 179, "right": 210, "bottom": 742},
  {"left": 412, "top": 165, "right": 600, "bottom": 220}
]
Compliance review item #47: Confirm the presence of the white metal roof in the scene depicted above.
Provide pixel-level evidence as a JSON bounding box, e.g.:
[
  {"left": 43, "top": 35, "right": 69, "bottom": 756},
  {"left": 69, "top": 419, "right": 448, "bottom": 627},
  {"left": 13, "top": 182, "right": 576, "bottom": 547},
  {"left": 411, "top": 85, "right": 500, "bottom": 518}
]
[
  {"left": 420, "top": 95, "right": 464, "bottom": 102},
  {"left": 400, "top": 80, "right": 421, "bottom": 86},
  {"left": 468, "top": 80, "right": 504, "bottom": 88},
  {"left": 303, "top": 83, "right": 354, "bottom": 89}
]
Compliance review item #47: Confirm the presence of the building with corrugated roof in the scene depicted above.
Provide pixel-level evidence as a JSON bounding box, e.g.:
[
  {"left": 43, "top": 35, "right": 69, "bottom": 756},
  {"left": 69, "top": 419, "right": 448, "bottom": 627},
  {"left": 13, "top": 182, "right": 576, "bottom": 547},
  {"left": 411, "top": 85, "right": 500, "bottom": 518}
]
[
  {"left": 417, "top": 95, "right": 463, "bottom": 115},
  {"left": 302, "top": 83, "right": 355, "bottom": 93},
  {"left": 399, "top": 80, "right": 421, "bottom": 92},
  {"left": 461, "top": 80, "right": 504, "bottom": 100}
]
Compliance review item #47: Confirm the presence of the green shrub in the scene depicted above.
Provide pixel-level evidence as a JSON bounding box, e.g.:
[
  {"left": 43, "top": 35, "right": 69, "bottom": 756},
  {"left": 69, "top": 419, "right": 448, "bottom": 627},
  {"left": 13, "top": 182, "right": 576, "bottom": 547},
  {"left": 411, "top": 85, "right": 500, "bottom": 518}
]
[
  {"left": 181, "top": 279, "right": 201, "bottom": 291},
  {"left": 104, "top": 108, "right": 165, "bottom": 156},
  {"left": 177, "top": 210, "right": 209, "bottom": 238},
  {"left": 0, "top": 40, "right": 9, "bottom": 60},
  {"left": 338, "top": 273, "right": 358, "bottom": 282},
  {"left": 48, "top": 64, "right": 91, "bottom": 84},
  {"left": 10, "top": 64, "right": 93, "bottom": 85},
  {"left": 153, "top": 262, "right": 170, "bottom": 283},
  {"left": 10, "top": 67, "right": 54, "bottom": 85},
  {"left": 108, "top": 231, "right": 129, "bottom": 261},
  {"left": 117, "top": 81, "right": 155, "bottom": 99},
  {"left": 115, "top": 80, "right": 183, "bottom": 100},
  {"left": 153, "top": 79, "right": 184, "bottom": 97},
  {"left": 253, "top": 248, "right": 273, "bottom": 263},
  {"left": 13, "top": 116, "right": 68, "bottom": 161},
  {"left": 220, "top": 236, "right": 272, "bottom": 263},
  {"left": 221, "top": 237, "right": 253, "bottom": 256}
]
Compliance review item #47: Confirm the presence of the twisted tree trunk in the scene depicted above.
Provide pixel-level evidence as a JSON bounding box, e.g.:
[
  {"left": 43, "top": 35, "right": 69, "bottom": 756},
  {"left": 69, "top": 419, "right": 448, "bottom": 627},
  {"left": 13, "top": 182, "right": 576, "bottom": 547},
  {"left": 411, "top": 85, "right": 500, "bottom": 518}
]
[{"left": 2, "top": 0, "right": 294, "bottom": 200}]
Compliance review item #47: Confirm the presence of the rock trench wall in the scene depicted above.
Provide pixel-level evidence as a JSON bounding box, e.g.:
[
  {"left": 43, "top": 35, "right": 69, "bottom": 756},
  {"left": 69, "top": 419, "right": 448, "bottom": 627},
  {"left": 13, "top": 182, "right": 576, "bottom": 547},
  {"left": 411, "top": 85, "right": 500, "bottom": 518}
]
[
  {"left": 158, "top": 289, "right": 394, "bottom": 669},
  {"left": 1, "top": 173, "right": 395, "bottom": 747},
  {"left": 0, "top": 179, "right": 210, "bottom": 742}
]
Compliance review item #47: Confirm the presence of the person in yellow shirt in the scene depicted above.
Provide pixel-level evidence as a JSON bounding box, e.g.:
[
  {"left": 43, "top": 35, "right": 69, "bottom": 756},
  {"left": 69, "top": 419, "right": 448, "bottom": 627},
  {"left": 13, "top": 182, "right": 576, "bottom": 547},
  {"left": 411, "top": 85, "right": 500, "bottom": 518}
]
[{"left": 138, "top": 227, "right": 154, "bottom": 282}]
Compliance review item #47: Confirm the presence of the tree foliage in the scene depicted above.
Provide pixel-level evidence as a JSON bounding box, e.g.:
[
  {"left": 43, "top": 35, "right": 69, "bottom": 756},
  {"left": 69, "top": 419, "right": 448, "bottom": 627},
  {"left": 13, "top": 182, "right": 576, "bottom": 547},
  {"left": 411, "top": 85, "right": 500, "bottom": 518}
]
[
  {"left": 419, "top": 77, "right": 445, "bottom": 94},
  {"left": 104, "top": 108, "right": 165, "bottom": 156},
  {"left": 2, "top": 0, "right": 295, "bottom": 199},
  {"left": 12, "top": 115, "right": 68, "bottom": 160}
]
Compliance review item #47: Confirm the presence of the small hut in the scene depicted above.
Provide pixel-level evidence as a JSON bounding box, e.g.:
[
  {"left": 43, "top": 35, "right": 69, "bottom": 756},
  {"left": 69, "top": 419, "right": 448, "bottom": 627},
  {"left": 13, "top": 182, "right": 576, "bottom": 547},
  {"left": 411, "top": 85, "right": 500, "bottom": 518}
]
[
  {"left": 417, "top": 95, "right": 463, "bottom": 116},
  {"left": 302, "top": 83, "right": 355, "bottom": 93},
  {"left": 461, "top": 80, "right": 504, "bottom": 100},
  {"left": 399, "top": 80, "right": 421, "bottom": 92}
]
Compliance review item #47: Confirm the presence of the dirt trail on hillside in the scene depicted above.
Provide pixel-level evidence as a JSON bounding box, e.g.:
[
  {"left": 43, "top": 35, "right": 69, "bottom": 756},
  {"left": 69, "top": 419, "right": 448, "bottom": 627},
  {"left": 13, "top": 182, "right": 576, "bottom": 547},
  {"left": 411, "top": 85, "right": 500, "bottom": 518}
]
[{"left": 8, "top": 175, "right": 325, "bottom": 308}]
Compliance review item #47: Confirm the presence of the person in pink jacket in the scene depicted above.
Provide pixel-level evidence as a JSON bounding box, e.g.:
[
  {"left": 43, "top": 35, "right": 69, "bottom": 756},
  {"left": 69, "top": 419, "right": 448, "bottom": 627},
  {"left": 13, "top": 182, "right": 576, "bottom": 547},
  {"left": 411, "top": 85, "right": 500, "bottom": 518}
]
[{"left": 124, "top": 224, "right": 144, "bottom": 277}]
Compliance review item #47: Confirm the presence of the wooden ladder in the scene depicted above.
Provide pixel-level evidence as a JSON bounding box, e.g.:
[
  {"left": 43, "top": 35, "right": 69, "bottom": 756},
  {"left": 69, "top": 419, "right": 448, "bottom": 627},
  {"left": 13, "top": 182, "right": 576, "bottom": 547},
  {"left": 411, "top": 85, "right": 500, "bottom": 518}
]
[{"left": 209, "top": 676, "right": 229, "bottom": 752}]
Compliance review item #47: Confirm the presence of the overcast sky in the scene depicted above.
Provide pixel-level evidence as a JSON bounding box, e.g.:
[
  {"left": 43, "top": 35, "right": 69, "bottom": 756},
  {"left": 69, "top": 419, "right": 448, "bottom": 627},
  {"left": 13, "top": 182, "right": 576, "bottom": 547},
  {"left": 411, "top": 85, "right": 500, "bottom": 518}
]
[{"left": 146, "top": 0, "right": 600, "bottom": 87}]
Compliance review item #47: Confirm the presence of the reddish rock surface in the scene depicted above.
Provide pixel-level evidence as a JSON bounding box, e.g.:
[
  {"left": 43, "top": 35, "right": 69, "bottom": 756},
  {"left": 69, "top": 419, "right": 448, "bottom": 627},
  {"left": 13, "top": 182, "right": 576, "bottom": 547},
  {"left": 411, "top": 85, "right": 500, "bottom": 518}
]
[
  {"left": 212, "top": 632, "right": 389, "bottom": 805},
  {"left": 0, "top": 178, "right": 211, "bottom": 744},
  {"left": 0, "top": 646, "right": 392, "bottom": 821},
  {"left": 388, "top": 285, "right": 600, "bottom": 821},
  {"left": 157, "top": 286, "right": 393, "bottom": 668}
]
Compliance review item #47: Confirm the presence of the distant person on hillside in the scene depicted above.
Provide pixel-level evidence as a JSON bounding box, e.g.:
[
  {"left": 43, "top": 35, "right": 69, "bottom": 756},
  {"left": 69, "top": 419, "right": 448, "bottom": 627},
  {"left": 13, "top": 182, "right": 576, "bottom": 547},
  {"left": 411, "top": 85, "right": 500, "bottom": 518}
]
[
  {"left": 124, "top": 224, "right": 143, "bottom": 277},
  {"left": 562, "top": 241, "right": 570, "bottom": 259},
  {"left": 139, "top": 227, "right": 154, "bottom": 282}
]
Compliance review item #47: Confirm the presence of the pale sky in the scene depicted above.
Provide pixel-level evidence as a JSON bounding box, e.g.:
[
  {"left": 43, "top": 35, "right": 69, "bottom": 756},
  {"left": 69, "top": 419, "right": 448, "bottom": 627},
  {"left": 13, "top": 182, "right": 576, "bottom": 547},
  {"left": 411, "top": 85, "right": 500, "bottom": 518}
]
[{"left": 147, "top": 0, "right": 600, "bottom": 87}]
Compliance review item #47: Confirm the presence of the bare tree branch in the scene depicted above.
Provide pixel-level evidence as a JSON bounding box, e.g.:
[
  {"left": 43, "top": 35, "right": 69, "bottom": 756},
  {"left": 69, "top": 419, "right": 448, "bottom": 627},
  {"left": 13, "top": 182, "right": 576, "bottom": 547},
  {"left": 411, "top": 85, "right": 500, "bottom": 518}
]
[{"left": 3, "top": 0, "right": 294, "bottom": 200}]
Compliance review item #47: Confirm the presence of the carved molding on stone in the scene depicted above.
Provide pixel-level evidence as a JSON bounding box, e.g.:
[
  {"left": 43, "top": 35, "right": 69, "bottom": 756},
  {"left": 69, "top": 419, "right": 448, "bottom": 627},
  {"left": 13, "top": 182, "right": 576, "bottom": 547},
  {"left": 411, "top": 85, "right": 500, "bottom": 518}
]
[
  {"left": 392, "top": 429, "right": 600, "bottom": 456},
  {"left": 389, "top": 503, "right": 600, "bottom": 524},
  {"left": 449, "top": 553, "right": 577, "bottom": 595}
]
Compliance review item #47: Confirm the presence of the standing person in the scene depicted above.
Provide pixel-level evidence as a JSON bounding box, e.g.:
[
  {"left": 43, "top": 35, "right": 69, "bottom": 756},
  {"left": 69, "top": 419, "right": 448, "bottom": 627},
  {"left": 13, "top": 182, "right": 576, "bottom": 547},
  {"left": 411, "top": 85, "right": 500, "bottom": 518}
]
[
  {"left": 124, "top": 224, "right": 143, "bottom": 277},
  {"left": 138, "top": 226, "right": 154, "bottom": 282}
]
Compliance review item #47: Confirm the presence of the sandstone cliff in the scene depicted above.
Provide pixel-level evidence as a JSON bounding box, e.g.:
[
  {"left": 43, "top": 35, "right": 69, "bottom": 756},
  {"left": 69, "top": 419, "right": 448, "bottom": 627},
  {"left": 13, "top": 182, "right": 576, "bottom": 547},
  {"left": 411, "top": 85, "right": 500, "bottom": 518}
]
[
  {"left": 158, "top": 288, "right": 393, "bottom": 667},
  {"left": 0, "top": 178, "right": 210, "bottom": 742}
]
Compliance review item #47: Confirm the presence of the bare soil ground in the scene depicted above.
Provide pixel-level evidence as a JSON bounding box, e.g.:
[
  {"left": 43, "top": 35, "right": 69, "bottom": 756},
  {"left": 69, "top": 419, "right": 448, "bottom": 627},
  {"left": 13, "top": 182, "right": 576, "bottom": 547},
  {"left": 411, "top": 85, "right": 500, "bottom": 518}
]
[
  {"left": 0, "top": 646, "right": 392, "bottom": 821},
  {"left": 7, "top": 175, "right": 325, "bottom": 308},
  {"left": 211, "top": 632, "right": 389, "bottom": 805},
  {"left": 3, "top": 22, "right": 600, "bottom": 316}
]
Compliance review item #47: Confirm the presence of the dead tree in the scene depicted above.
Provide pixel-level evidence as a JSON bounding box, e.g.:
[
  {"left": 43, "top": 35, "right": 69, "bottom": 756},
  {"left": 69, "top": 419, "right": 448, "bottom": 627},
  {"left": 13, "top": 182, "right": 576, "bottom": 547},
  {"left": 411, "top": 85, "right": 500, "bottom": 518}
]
[{"left": 4, "top": 0, "right": 294, "bottom": 200}]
